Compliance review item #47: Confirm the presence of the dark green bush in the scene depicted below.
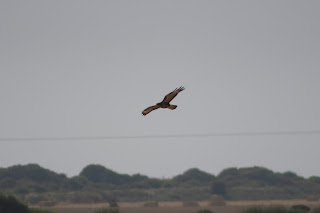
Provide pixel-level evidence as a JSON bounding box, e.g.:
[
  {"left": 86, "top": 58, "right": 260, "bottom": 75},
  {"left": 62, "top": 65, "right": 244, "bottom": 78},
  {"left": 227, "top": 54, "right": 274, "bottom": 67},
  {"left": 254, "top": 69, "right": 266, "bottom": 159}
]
[
  {"left": 0, "top": 193, "right": 29, "bottom": 213},
  {"left": 0, "top": 193, "right": 55, "bottom": 213}
]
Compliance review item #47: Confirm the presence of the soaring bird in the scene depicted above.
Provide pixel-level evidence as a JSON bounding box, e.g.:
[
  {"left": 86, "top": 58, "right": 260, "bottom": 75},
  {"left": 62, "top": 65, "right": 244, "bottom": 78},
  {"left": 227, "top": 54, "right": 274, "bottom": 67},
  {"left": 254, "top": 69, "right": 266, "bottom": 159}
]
[{"left": 142, "top": 86, "right": 185, "bottom": 116}]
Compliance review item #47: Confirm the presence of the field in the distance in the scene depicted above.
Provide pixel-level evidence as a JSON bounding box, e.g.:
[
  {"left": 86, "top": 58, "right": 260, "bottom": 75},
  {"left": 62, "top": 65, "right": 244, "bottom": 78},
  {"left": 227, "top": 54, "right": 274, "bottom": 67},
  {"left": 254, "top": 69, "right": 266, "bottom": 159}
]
[{"left": 37, "top": 200, "right": 320, "bottom": 213}]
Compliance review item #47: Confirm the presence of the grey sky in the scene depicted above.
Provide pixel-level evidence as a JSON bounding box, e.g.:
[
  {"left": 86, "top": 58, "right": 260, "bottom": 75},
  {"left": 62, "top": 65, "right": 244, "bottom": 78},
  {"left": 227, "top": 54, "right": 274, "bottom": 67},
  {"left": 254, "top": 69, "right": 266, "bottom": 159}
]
[{"left": 0, "top": 1, "right": 319, "bottom": 178}]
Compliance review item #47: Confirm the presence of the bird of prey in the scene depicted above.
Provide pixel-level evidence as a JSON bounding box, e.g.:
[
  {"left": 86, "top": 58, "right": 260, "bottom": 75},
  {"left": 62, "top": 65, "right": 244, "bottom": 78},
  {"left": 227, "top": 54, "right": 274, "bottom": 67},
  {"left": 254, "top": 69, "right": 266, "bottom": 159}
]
[{"left": 142, "top": 86, "right": 185, "bottom": 116}]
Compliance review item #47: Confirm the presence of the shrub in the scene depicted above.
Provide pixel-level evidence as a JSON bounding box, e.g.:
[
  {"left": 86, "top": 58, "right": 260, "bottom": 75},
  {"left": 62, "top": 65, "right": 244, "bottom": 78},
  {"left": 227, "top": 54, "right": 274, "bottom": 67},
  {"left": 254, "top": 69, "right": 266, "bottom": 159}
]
[
  {"left": 94, "top": 208, "right": 120, "bottom": 213},
  {"left": 0, "top": 193, "right": 55, "bottom": 213},
  {"left": 0, "top": 193, "right": 29, "bottom": 213}
]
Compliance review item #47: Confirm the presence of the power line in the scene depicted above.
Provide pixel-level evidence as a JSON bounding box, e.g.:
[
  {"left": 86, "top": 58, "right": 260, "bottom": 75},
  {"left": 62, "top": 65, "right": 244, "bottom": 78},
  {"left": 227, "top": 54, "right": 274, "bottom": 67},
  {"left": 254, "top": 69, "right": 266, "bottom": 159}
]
[{"left": 0, "top": 130, "right": 320, "bottom": 142}]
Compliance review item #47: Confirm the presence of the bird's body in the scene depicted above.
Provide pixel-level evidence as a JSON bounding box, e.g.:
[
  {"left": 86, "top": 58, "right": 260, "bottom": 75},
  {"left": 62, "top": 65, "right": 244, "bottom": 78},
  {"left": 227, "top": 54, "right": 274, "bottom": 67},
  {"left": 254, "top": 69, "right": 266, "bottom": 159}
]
[
  {"left": 156, "top": 102, "right": 171, "bottom": 108},
  {"left": 142, "top": 86, "right": 184, "bottom": 116}
]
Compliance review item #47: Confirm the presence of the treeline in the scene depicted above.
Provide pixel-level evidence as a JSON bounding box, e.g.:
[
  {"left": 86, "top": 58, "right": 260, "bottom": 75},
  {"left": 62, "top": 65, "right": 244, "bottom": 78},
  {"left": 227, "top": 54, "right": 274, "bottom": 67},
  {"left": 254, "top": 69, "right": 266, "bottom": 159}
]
[{"left": 0, "top": 164, "right": 320, "bottom": 204}]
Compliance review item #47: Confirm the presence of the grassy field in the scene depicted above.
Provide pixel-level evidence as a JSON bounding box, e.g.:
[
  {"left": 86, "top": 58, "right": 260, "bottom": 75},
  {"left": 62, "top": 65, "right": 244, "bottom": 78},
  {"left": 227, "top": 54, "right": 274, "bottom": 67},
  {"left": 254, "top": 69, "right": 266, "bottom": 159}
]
[{"left": 35, "top": 200, "right": 320, "bottom": 213}]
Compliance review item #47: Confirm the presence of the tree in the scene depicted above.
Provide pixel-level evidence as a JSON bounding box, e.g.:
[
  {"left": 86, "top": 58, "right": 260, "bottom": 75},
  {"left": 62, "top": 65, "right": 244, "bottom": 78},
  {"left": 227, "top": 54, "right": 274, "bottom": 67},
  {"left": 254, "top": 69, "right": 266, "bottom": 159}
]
[
  {"left": 0, "top": 194, "right": 29, "bottom": 213},
  {"left": 79, "top": 164, "right": 129, "bottom": 185},
  {"left": 211, "top": 181, "right": 226, "bottom": 196},
  {"left": 173, "top": 168, "right": 215, "bottom": 183}
]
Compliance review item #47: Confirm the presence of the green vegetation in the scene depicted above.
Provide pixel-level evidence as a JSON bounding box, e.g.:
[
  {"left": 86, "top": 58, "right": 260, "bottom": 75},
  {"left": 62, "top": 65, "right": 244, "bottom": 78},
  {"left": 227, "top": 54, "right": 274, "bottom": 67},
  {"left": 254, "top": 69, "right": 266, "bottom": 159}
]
[
  {"left": 217, "top": 167, "right": 320, "bottom": 200},
  {"left": 173, "top": 168, "right": 215, "bottom": 184},
  {"left": 211, "top": 181, "right": 226, "bottom": 195},
  {"left": 1, "top": 164, "right": 320, "bottom": 204},
  {"left": 0, "top": 193, "right": 29, "bottom": 213},
  {"left": 0, "top": 193, "right": 55, "bottom": 213}
]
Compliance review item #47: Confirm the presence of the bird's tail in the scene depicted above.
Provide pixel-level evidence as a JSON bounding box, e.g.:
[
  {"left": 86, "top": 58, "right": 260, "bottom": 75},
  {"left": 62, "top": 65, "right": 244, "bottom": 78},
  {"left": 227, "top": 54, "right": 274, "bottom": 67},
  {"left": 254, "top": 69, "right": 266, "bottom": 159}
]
[{"left": 168, "top": 105, "right": 177, "bottom": 110}]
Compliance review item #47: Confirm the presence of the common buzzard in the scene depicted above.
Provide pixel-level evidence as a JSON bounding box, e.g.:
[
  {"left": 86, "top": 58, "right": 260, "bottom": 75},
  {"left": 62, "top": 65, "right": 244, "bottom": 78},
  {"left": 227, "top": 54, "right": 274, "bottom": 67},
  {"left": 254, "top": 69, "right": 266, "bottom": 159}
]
[{"left": 142, "top": 86, "right": 185, "bottom": 116}]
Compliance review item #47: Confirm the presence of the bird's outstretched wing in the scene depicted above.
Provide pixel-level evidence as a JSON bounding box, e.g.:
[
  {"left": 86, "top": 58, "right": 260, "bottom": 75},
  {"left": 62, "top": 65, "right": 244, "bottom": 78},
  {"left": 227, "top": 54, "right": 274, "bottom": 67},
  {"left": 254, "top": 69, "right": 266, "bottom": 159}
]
[
  {"left": 142, "top": 105, "right": 160, "bottom": 116},
  {"left": 162, "top": 86, "right": 185, "bottom": 103}
]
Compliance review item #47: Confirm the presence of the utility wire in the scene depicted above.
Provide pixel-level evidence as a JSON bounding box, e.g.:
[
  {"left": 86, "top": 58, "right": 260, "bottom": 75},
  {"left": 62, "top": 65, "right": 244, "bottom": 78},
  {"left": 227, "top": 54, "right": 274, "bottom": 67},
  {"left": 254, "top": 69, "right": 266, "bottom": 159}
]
[{"left": 0, "top": 130, "right": 320, "bottom": 142}]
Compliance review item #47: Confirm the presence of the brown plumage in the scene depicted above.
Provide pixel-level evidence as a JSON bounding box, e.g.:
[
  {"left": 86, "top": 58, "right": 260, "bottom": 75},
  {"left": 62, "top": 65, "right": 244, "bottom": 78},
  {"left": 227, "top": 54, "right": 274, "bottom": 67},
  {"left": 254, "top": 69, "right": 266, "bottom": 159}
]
[{"left": 142, "top": 86, "right": 185, "bottom": 116}]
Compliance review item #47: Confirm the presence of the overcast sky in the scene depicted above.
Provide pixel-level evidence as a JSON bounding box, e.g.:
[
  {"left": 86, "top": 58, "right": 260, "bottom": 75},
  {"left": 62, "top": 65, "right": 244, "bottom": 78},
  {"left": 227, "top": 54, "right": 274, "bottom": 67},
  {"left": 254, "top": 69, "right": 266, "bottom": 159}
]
[{"left": 1, "top": 1, "right": 320, "bottom": 178}]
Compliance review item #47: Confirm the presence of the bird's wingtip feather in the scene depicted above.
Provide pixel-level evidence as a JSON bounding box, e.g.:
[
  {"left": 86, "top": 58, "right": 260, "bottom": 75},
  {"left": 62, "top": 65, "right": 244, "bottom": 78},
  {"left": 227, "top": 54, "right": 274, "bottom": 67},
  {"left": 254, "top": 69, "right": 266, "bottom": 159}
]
[{"left": 175, "top": 86, "right": 185, "bottom": 91}]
